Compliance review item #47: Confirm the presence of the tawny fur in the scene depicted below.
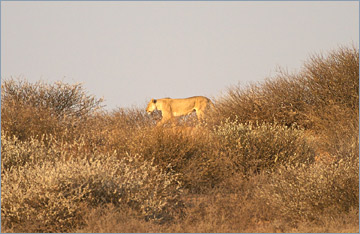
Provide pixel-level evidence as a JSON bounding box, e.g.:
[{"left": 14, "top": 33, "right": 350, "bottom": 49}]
[{"left": 146, "top": 96, "right": 214, "bottom": 126}]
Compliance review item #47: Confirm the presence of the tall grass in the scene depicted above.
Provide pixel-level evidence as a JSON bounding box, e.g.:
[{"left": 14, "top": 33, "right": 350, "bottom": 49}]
[{"left": 1, "top": 46, "right": 358, "bottom": 233}]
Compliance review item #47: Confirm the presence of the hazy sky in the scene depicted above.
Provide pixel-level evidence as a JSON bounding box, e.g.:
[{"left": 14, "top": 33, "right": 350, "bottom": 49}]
[{"left": 1, "top": 1, "right": 358, "bottom": 110}]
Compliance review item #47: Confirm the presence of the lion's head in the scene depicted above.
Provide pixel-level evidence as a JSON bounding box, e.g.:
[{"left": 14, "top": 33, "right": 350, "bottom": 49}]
[{"left": 146, "top": 99, "right": 157, "bottom": 114}]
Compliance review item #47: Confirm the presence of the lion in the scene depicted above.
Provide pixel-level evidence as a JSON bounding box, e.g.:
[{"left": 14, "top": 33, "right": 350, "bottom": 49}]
[{"left": 146, "top": 96, "right": 215, "bottom": 126}]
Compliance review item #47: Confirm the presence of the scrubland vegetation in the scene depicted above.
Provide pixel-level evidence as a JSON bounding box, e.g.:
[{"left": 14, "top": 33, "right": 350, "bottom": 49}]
[{"left": 1, "top": 46, "right": 359, "bottom": 232}]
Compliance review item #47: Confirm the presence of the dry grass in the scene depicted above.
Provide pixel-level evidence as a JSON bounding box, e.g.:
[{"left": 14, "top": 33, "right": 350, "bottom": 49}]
[{"left": 1, "top": 46, "right": 358, "bottom": 233}]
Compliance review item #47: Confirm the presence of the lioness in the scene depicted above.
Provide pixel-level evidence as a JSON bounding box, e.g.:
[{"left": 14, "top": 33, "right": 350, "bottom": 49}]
[{"left": 146, "top": 96, "right": 214, "bottom": 126}]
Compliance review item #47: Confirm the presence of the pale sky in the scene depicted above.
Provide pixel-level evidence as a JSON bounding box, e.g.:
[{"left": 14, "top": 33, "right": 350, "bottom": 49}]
[{"left": 1, "top": 1, "right": 359, "bottom": 110}]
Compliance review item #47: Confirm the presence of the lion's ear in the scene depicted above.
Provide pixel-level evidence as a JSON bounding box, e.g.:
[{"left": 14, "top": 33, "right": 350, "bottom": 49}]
[{"left": 153, "top": 99, "right": 157, "bottom": 103}]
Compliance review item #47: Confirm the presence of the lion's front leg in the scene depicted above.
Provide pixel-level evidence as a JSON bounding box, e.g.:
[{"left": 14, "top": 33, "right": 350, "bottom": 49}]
[{"left": 157, "top": 114, "right": 172, "bottom": 126}]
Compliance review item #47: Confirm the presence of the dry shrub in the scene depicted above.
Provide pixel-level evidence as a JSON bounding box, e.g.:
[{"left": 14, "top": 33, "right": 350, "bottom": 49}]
[
  {"left": 304, "top": 46, "right": 359, "bottom": 112},
  {"left": 110, "top": 107, "right": 157, "bottom": 128},
  {"left": 76, "top": 183, "right": 358, "bottom": 233},
  {"left": 1, "top": 45, "right": 358, "bottom": 233},
  {"left": 301, "top": 46, "right": 359, "bottom": 160},
  {"left": 77, "top": 204, "right": 160, "bottom": 233},
  {"left": 307, "top": 104, "right": 359, "bottom": 162},
  {"left": 127, "top": 127, "right": 207, "bottom": 167},
  {"left": 255, "top": 155, "right": 359, "bottom": 226},
  {"left": 213, "top": 74, "right": 309, "bottom": 127},
  {"left": 214, "top": 119, "right": 315, "bottom": 176},
  {"left": 1, "top": 78, "right": 103, "bottom": 141},
  {"left": 124, "top": 126, "right": 224, "bottom": 193},
  {"left": 1, "top": 78, "right": 103, "bottom": 119},
  {"left": 1, "top": 101, "right": 62, "bottom": 141},
  {"left": 1, "top": 132, "right": 63, "bottom": 171},
  {"left": 214, "top": 46, "right": 359, "bottom": 131},
  {"left": 1, "top": 136, "right": 184, "bottom": 232},
  {"left": 76, "top": 108, "right": 155, "bottom": 154}
]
